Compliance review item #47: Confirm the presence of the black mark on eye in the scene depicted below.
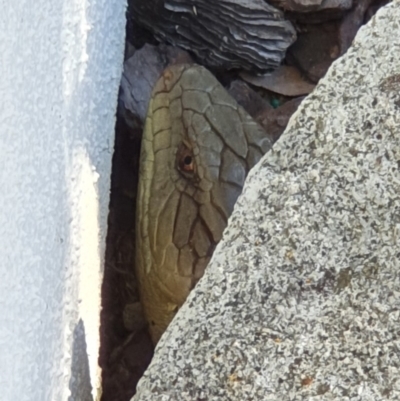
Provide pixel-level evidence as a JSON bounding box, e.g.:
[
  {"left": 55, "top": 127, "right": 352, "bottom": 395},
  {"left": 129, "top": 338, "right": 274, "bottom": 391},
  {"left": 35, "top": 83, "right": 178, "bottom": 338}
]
[
  {"left": 177, "top": 143, "right": 195, "bottom": 174},
  {"left": 184, "top": 156, "right": 192, "bottom": 166}
]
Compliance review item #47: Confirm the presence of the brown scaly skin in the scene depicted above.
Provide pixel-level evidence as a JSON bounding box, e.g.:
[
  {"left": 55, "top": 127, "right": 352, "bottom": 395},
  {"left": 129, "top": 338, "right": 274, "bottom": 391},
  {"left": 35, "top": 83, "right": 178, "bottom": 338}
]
[{"left": 136, "top": 64, "right": 272, "bottom": 344}]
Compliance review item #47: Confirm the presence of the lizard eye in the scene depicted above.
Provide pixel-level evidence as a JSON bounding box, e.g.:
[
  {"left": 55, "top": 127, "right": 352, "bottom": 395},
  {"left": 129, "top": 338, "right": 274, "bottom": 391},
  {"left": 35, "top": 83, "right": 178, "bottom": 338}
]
[
  {"left": 177, "top": 144, "right": 195, "bottom": 173},
  {"left": 182, "top": 155, "right": 193, "bottom": 170}
]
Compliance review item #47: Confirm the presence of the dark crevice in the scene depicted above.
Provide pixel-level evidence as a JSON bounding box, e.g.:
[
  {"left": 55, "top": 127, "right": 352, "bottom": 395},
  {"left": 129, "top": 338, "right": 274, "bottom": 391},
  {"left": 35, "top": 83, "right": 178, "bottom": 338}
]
[{"left": 99, "top": 112, "right": 153, "bottom": 401}]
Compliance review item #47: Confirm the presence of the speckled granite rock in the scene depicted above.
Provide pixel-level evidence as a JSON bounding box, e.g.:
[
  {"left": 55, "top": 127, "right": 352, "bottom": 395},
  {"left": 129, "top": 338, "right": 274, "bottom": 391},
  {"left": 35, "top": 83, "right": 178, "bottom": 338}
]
[{"left": 133, "top": 2, "right": 400, "bottom": 400}]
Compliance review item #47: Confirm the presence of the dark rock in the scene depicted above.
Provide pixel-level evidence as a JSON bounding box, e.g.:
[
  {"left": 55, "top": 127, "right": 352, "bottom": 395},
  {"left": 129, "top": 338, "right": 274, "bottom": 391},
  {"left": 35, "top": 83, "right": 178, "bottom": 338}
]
[
  {"left": 102, "top": 329, "right": 153, "bottom": 401},
  {"left": 268, "top": 0, "right": 352, "bottom": 12},
  {"left": 126, "top": 13, "right": 159, "bottom": 49},
  {"left": 339, "top": 0, "right": 374, "bottom": 55},
  {"left": 286, "top": 0, "right": 389, "bottom": 82},
  {"left": 119, "top": 43, "right": 193, "bottom": 125},
  {"left": 228, "top": 79, "right": 305, "bottom": 143},
  {"left": 128, "top": 0, "right": 296, "bottom": 72},
  {"left": 286, "top": 8, "right": 348, "bottom": 23},
  {"left": 256, "top": 96, "right": 305, "bottom": 142},
  {"left": 124, "top": 42, "right": 136, "bottom": 61},
  {"left": 365, "top": 0, "right": 391, "bottom": 22},
  {"left": 240, "top": 65, "right": 315, "bottom": 97},
  {"left": 123, "top": 302, "right": 147, "bottom": 332},
  {"left": 269, "top": 0, "right": 352, "bottom": 23},
  {"left": 286, "top": 21, "right": 341, "bottom": 83},
  {"left": 228, "top": 80, "right": 273, "bottom": 119}
]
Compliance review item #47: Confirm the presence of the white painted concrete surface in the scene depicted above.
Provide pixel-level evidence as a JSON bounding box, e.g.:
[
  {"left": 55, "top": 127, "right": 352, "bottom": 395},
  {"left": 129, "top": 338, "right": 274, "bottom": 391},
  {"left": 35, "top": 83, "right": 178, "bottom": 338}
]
[{"left": 0, "top": 0, "right": 126, "bottom": 400}]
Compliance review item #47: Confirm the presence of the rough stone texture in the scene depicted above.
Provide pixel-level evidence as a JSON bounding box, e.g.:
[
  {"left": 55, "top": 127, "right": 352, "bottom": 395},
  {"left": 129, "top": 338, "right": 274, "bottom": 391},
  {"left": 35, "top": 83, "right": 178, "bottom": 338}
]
[
  {"left": 129, "top": 0, "right": 296, "bottom": 71},
  {"left": 338, "top": 0, "right": 374, "bottom": 55},
  {"left": 286, "top": 20, "right": 341, "bottom": 83},
  {"left": 269, "top": 0, "right": 352, "bottom": 13},
  {"left": 228, "top": 80, "right": 273, "bottom": 121},
  {"left": 133, "top": 2, "right": 400, "bottom": 400},
  {"left": 256, "top": 96, "right": 305, "bottom": 143},
  {"left": 275, "top": 0, "right": 352, "bottom": 24},
  {"left": 240, "top": 66, "right": 315, "bottom": 97},
  {"left": 228, "top": 80, "right": 305, "bottom": 144},
  {"left": 120, "top": 44, "right": 193, "bottom": 125}
]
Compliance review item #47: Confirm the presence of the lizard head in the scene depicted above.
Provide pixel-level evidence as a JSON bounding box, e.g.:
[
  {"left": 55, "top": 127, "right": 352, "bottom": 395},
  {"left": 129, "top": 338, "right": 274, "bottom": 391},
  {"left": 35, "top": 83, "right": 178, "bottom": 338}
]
[{"left": 136, "top": 64, "right": 271, "bottom": 343}]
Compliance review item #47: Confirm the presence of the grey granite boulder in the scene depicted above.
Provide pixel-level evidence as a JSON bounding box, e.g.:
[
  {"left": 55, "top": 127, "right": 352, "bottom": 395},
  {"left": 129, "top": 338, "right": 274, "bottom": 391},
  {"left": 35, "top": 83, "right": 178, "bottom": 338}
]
[{"left": 133, "top": 1, "right": 400, "bottom": 400}]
